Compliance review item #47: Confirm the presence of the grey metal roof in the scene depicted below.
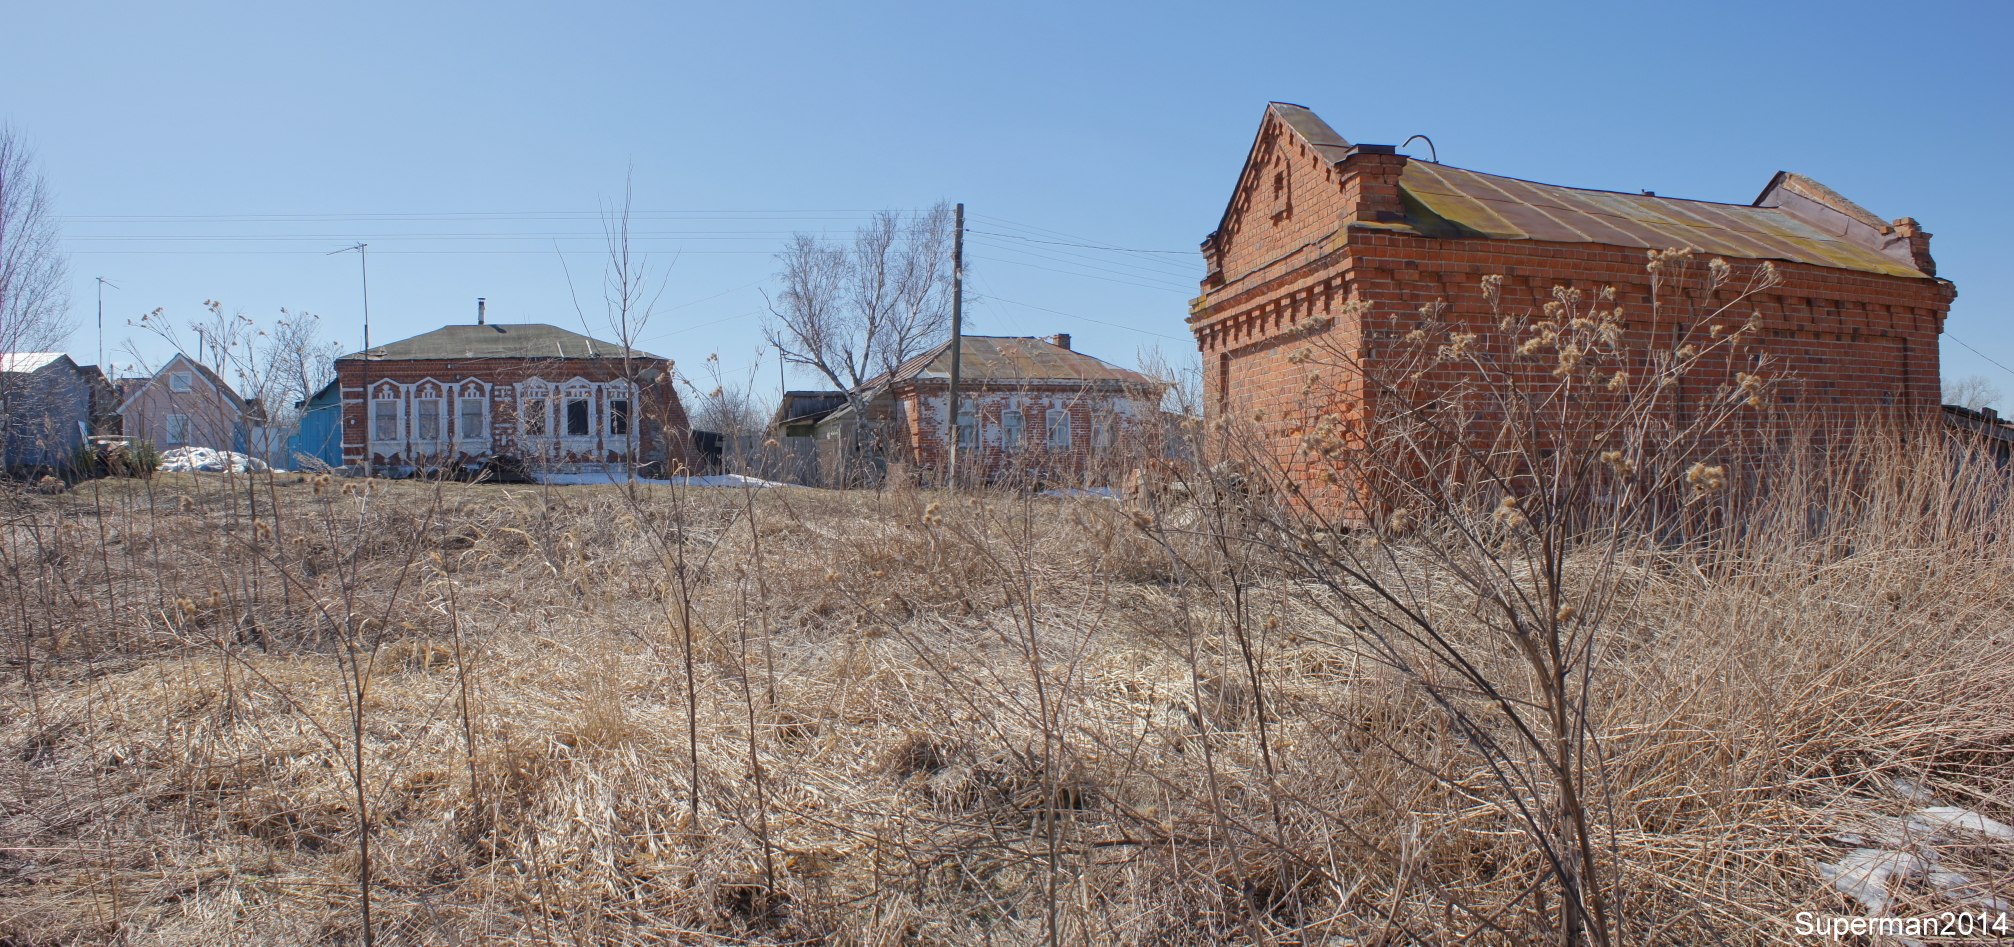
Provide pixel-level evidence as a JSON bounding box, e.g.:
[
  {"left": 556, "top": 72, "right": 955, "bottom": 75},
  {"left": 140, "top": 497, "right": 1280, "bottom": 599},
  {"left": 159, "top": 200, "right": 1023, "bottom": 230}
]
[
  {"left": 337, "top": 323, "right": 661, "bottom": 362},
  {"left": 865, "top": 336, "right": 1160, "bottom": 390}
]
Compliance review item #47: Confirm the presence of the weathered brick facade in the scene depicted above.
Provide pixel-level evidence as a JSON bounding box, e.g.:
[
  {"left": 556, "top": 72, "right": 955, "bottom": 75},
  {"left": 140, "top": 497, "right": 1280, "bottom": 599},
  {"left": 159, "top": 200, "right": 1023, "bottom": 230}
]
[
  {"left": 334, "top": 323, "right": 689, "bottom": 474},
  {"left": 814, "top": 335, "right": 1163, "bottom": 486},
  {"left": 1191, "top": 103, "right": 1956, "bottom": 502}
]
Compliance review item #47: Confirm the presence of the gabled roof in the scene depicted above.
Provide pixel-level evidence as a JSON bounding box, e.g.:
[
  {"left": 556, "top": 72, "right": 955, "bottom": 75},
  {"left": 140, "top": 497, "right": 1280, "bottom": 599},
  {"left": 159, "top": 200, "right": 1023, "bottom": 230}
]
[
  {"left": 863, "top": 336, "right": 1159, "bottom": 391},
  {"left": 1227, "top": 103, "right": 1933, "bottom": 279},
  {"left": 338, "top": 323, "right": 660, "bottom": 362},
  {"left": 772, "top": 390, "right": 848, "bottom": 428},
  {"left": 0, "top": 352, "right": 71, "bottom": 374},
  {"left": 115, "top": 352, "right": 249, "bottom": 416}
]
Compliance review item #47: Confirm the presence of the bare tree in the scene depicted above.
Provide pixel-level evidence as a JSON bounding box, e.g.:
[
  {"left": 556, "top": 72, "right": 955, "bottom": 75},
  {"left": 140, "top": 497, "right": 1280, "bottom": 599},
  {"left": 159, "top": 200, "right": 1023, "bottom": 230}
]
[
  {"left": 1943, "top": 373, "right": 2001, "bottom": 411},
  {"left": 0, "top": 125, "right": 71, "bottom": 356},
  {"left": 764, "top": 203, "right": 956, "bottom": 397},
  {"left": 562, "top": 169, "right": 672, "bottom": 480}
]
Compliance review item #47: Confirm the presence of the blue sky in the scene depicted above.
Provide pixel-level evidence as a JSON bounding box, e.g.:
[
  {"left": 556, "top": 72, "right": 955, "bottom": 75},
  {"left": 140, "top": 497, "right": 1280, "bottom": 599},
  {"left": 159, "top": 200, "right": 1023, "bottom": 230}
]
[{"left": 7, "top": 1, "right": 2010, "bottom": 406}]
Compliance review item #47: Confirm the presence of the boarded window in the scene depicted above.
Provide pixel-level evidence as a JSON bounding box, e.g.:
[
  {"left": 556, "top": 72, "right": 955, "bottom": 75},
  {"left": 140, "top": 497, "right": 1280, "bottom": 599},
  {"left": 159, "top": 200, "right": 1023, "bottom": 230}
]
[
  {"left": 607, "top": 399, "right": 630, "bottom": 436},
  {"left": 1092, "top": 413, "right": 1114, "bottom": 451},
  {"left": 523, "top": 398, "right": 547, "bottom": 437},
  {"left": 415, "top": 398, "right": 442, "bottom": 443},
  {"left": 565, "top": 398, "right": 591, "bottom": 436},
  {"left": 1001, "top": 410, "right": 1024, "bottom": 451},
  {"left": 458, "top": 398, "right": 486, "bottom": 441},
  {"left": 956, "top": 409, "right": 976, "bottom": 449},
  {"left": 1046, "top": 408, "right": 1071, "bottom": 449},
  {"left": 372, "top": 399, "right": 399, "bottom": 441},
  {"left": 165, "top": 413, "right": 190, "bottom": 445}
]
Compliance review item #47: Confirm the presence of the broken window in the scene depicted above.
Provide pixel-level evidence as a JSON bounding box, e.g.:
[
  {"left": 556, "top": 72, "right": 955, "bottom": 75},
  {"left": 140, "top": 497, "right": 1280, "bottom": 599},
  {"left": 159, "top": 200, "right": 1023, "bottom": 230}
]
[
  {"left": 1001, "top": 410, "right": 1024, "bottom": 451},
  {"left": 565, "top": 398, "right": 591, "bottom": 436},
  {"left": 523, "top": 398, "right": 548, "bottom": 437},
  {"left": 607, "top": 399, "right": 630, "bottom": 437}
]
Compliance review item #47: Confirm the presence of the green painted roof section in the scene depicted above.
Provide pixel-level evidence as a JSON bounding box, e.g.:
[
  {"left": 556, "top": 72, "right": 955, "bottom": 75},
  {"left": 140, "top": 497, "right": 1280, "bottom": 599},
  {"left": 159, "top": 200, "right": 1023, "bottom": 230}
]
[
  {"left": 1395, "top": 162, "right": 1927, "bottom": 279},
  {"left": 336, "top": 323, "right": 661, "bottom": 362}
]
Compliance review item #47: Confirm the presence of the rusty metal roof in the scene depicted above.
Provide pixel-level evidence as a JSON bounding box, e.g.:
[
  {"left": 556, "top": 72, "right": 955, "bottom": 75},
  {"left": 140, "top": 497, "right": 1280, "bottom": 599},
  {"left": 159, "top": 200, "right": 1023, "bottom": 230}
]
[
  {"left": 1242, "top": 104, "right": 1932, "bottom": 280},
  {"left": 336, "top": 323, "right": 661, "bottom": 362},
  {"left": 867, "top": 336, "right": 1159, "bottom": 391},
  {"left": 1394, "top": 162, "right": 1927, "bottom": 278}
]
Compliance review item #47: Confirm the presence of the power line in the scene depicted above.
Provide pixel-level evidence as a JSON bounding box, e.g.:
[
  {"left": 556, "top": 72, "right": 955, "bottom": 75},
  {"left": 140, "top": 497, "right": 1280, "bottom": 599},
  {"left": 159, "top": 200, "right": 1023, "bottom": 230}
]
[
  {"left": 983, "top": 293, "right": 1188, "bottom": 342},
  {"left": 969, "top": 254, "right": 1193, "bottom": 294},
  {"left": 967, "top": 237, "right": 1196, "bottom": 287},
  {"left": 1947, "top": 332, "right": 2014, "bottom": 381},
  {"left": 966, "top": 229, "right": 1193, "bottom": 256}
]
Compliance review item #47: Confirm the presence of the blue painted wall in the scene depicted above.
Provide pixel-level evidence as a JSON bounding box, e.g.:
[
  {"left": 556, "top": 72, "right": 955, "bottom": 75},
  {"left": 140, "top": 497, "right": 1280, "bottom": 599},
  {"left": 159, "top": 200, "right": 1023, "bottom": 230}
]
[{"left": 287, "top": 381, "right": 343, "bottom": 469}]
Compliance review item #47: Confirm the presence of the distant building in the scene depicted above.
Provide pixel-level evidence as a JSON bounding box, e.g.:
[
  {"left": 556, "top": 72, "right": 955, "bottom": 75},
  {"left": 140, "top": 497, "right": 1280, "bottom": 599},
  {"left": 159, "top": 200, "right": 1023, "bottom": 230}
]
[
  {"left": 334, "top": 314, "right": 690, "bottom": 476},
  {"left": 1, "top": 352, "right": 93, "bottom": 471},
  {"left": 818, "top": 334, "right": 1164, "bottom": 486},
  {"left": 115, "top": 352, "right": 259, "bottom": 455}
]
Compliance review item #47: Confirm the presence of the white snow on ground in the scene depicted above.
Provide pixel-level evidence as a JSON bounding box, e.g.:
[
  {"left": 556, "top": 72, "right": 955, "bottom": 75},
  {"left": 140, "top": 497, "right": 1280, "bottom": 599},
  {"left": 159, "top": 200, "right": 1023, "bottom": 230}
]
[
  {"left": 157, "top": 447, "right": 270, "bottom": 474},
  {"left": 1038, "top": 486, "right": 1120, "bottom": 500},
  {"left": 531, "top": 471, "right": 791, "bottom": 488},
  {"left": 1820, "top": 796, "right": 2014, "bottom": 921}
]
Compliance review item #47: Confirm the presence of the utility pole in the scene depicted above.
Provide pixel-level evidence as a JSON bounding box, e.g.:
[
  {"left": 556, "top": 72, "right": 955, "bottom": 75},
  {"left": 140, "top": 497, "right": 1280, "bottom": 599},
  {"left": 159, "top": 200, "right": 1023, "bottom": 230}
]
[
  {"left": 94, "top": 277, "right": 118, "bottom": 369},
  {"left": 329, "top": 243, "right": 371, "bottom": 350},
  {"left": 945, "top": 202, "right": 965, "bottom": 488}
]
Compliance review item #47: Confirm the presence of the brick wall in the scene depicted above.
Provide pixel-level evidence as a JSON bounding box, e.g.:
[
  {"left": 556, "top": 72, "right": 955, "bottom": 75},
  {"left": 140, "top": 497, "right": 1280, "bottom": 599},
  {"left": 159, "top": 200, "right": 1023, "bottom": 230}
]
[
  {"left": 1192, "top": 205, "right": 1955, "bottom": 516},
  {"left": 334, "top": 357, "right": 689, "bottom": 471},
  {"left": 877, "top": 379, "right": 1160, "bottom": 485}
]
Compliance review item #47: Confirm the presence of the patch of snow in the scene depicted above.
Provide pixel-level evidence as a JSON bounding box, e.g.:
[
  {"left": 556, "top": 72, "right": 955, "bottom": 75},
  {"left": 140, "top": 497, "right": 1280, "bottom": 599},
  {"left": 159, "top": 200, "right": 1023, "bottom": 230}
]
[
  {"left": 1820, "top": 848, "right": 1926, "bottom": 914},
  {"left": 1911, "top": 806, "right": 2014, "bottom": 841},
  {"left": 1039, "top": 487, "right": 1120, "bottom": 500},
  {"left": 157, "top": 447, "right": 270, "bottom": 474},
  {"left": 530, "top": 470, "right": 792, "bottom": 489}
]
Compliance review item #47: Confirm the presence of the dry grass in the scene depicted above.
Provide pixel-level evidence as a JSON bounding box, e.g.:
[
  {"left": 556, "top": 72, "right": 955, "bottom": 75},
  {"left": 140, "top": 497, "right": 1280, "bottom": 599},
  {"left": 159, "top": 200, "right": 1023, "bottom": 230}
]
[{"left": 1, "top": 456, "right": 2010, "bottom": 945}]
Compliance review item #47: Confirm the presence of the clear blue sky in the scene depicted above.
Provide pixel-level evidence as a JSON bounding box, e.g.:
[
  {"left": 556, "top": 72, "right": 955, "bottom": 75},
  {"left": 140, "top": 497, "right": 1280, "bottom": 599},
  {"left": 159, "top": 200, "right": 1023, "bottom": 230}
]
[{"left": 7, "top": 0, "right": 2010, "bottom": 406}]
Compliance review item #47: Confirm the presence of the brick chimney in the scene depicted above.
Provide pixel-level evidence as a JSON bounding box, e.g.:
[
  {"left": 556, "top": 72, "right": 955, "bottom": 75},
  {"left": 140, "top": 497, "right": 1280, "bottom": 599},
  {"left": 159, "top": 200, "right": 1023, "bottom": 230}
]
[
  {"left": 1891, "top": 217, "right": 1937, "bottom": 277},
  {"left": 1046, "top": 333, "right": 1071, "bottom": 350},
  {"left": 1338, "top": 144, "right": 1408, "bottom": 225}
]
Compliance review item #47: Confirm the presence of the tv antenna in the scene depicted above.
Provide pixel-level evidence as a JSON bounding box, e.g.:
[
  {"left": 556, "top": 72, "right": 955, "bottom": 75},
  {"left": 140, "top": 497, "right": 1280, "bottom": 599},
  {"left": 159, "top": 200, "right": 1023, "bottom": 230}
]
[
  {"left": 328, "top": 243, "right": 371, "bottom": 350},
  {"left": 94, "top": 277, "right": 119, "bottom": 369}
]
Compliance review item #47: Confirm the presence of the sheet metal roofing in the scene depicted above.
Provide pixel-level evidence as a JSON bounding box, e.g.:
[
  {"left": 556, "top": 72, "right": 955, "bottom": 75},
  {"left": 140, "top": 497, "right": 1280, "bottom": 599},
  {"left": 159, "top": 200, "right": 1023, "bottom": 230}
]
[
  {"left": 1260, "top": 102, "right": 1930, "bottom": 280},
  {"left": 0, "top": 352, "right": 68, "bottom": 373},
  {"left": 1396, "top": 162, "right": 1923, "bottom": 278},
  {"left": 338, "top": 323, "right": 659, "bottom": 362},
  {"left": 868, "top": 336, "right": 1159, "bottom": 390}
]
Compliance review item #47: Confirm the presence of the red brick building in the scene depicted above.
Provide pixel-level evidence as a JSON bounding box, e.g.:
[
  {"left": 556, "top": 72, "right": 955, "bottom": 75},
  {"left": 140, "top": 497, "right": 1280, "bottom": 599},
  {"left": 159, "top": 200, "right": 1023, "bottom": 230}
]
[
  {"left": 335, "top": 318, "right": 689, "bottom": 476},
  {"left": 816, "top": 334, "right": 1164, "bottom": 485},
  {"left": 1191, "top": 102, "right": 1956, "bottom": 498}
]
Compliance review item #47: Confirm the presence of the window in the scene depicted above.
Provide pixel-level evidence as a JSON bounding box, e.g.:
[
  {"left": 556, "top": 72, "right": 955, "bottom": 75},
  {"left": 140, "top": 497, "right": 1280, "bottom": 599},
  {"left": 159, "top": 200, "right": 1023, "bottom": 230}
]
[
  {"left": 169, "top": 371, "right": 194, "bottom": 393},
  {"left": 372, "top": 399, "right": 399, "bottom": 442},
  {"left": 1092, "top": 413, "right": 1115, "bottom": 451},
  {"left": 522, "top": 398, "right": 548, "bottom": 437},
  {"left": 165, "top": 413, "right": 190, "bottom": 446},
  {"left": 1001, "top": 410, "right": 1024, "bottom": 451},
  {"left": 1046, "top": 408, "right": 1071, "bottom": 450},
  {"left": 956, "top": 408, "right": 976, "bottom": 450},
  {"left": 607, "top": 398, "right": 630, "bottom": 437},
  {"left": 458, "top": 397, "right": 487, "bottom": 442},
  {"left": 565, "top": 398, "right": 591, "bottom": 436},
  {"left": 415, "top": 398, "right": 442, "bottom": 445}
]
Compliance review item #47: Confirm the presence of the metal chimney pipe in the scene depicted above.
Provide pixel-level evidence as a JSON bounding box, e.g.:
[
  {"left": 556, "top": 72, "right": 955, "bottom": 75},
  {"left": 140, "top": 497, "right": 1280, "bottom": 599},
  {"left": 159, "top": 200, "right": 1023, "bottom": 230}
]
[{"left": 477, "top": 297, "right": 486, "bottom": 326}]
